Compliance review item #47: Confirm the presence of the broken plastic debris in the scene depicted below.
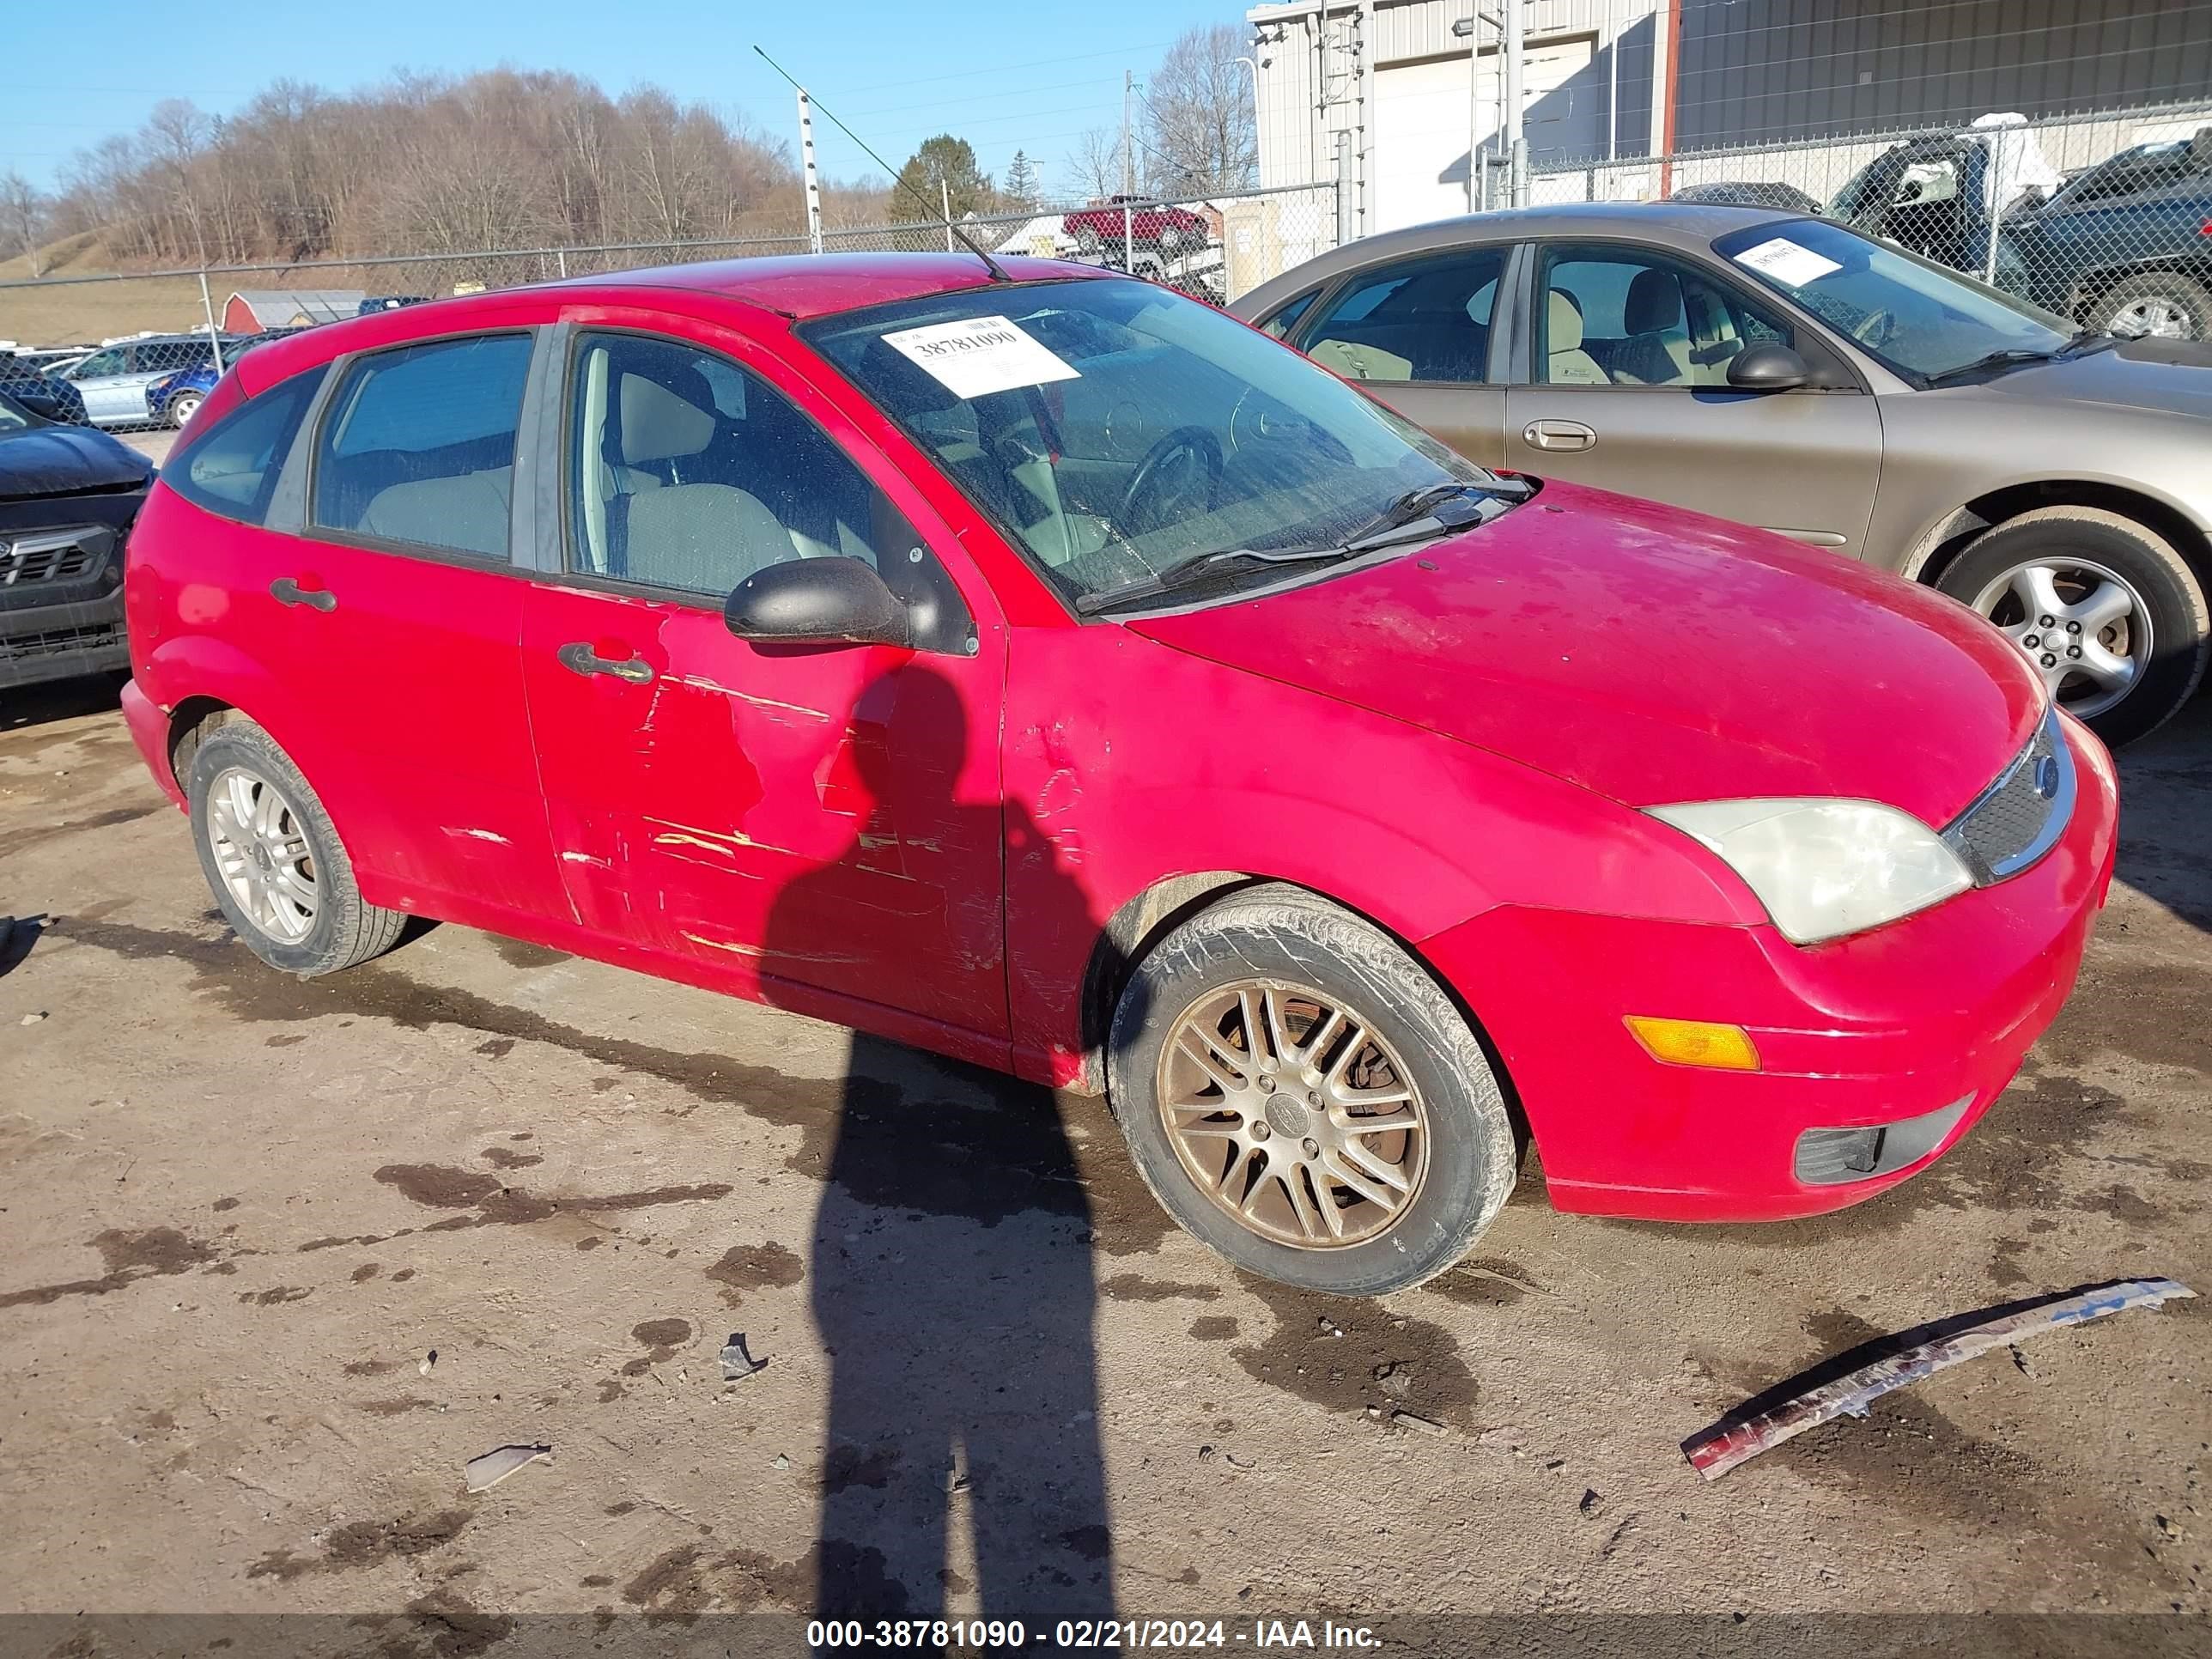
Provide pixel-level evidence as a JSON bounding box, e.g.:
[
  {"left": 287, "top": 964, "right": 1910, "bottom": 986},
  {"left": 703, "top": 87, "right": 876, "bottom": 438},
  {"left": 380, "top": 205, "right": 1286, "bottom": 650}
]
[
  {"left": 1389, "top": 1409, "right": 1448, "bottom": 1437},
  {"left": 418, "top": 1349, "right": 438, "bottom": 1376},
  {"left": 1683, "top": 1277, "right": 2195, "bottom": 1480},
  {"left": 464, "top": 1443, "right": 551, "bottom": 1492},
  {"left": 719, "top": 1333, "right": 766, "bottom": 1381}
]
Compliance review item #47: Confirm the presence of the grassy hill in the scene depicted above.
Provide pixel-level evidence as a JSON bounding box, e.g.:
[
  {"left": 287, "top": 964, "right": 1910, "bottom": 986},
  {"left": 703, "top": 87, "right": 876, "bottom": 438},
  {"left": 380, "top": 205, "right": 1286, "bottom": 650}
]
[{"left": 0, "top": 234, "right": 214, "bottom": 349}]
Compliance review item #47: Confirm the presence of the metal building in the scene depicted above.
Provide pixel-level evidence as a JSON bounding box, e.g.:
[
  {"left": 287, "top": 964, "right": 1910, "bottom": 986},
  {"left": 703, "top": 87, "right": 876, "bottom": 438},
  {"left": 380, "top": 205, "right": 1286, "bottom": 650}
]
[{"left": 1249, "top": 0, "right": 2212, "bottom": 235}]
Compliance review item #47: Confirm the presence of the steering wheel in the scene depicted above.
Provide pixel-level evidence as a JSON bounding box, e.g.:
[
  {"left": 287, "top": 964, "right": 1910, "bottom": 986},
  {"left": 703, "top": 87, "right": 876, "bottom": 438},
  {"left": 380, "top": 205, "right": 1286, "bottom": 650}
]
[
  {"left": 1850, "top": 308, "right": 1898, "bottom": 349},
  {"left": 1120, "top": 428, "right": 1223, "bottom": 537}
]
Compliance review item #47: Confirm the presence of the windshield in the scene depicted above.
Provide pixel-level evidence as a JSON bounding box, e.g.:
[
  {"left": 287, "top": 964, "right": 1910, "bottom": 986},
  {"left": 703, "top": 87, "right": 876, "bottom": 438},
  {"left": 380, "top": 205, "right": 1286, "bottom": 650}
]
[
  {"left": 1712, "top": 218, "right": 2076, "bottom": 382},
  {"left": 801, "top": 278, "right": 1498, "bottom": 606}
]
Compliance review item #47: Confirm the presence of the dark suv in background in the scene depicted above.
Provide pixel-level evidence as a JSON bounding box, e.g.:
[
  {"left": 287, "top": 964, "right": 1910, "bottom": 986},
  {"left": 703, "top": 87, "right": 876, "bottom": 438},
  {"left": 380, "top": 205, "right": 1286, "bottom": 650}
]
[{"left": 0, "top": 355, "right": 90, "bottom": 426}]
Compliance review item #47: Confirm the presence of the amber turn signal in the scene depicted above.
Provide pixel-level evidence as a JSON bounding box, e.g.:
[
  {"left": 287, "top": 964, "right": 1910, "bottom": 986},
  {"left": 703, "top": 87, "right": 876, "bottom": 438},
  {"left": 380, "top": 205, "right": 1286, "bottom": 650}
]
[{"left": 1624, "top": 1016, "right": 1761, "bottom": 1072}]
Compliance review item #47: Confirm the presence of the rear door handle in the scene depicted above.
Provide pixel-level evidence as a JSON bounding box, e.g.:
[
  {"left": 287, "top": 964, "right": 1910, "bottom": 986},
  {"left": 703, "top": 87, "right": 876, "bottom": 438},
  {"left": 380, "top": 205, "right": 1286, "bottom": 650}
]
[
  {"left": 1522, "top": 419, "right": 1596, "bottom": 453},
  {"left": 270, "top": 577, "right": 336, "bottom": 612},
  {"left": 557, "top": 641, "right": 655, "bottom": 685}
]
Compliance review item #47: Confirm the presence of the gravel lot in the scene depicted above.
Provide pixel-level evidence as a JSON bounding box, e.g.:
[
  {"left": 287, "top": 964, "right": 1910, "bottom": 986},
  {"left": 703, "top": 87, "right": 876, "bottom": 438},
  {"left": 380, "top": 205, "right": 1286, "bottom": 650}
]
[{"left": 0, "top": 668, "right": 2206, "bottom": 1642}]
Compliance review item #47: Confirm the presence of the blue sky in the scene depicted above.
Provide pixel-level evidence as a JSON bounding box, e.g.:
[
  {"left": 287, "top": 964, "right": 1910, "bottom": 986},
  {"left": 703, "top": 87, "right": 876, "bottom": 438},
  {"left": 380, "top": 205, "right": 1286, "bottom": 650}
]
[{"left": 3, "top": 0, "right": 1238, "bottom": 195}]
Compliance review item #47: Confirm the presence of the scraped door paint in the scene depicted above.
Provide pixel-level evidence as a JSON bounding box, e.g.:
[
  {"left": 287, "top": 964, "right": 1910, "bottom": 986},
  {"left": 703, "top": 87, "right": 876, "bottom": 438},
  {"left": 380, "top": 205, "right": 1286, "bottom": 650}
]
[{"left": 519, "top": 584, "right": 1008, "bottom": 1038}]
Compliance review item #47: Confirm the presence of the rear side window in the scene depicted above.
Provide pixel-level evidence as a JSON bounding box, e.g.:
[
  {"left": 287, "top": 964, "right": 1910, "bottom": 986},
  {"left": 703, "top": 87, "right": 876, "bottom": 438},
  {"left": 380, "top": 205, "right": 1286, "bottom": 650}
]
[
  {"left": 163, "top": 367, "right": 327, "bottom": 526},
  {"left": 310, "top": 333, "right": 533, "bottom": 559},
  {"left": 1299, "top": 248, "right": 1505, "bottom": 384}
]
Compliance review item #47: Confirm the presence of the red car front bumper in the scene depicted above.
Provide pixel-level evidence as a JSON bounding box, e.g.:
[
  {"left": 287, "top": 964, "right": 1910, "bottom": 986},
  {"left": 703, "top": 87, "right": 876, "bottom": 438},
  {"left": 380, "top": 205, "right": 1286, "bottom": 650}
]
[{"left": 1421, "top": 719, "right": 2118, "bottom": 1222}]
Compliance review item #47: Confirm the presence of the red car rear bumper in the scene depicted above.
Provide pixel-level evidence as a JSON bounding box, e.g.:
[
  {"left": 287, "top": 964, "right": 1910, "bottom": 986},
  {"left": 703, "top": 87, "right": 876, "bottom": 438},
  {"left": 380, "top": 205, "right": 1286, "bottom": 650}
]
[
  {"left": 1420, "top": 719, "right": 2118, "bottom": 1222},
  {"left": 120, "top": 678, "right": 185, "bottom": 810}
]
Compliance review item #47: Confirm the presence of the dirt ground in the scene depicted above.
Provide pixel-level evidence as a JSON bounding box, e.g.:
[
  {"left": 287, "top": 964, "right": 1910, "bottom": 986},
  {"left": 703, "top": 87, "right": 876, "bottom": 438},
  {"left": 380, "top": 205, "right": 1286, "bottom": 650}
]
[{"left": 0, "top": 668, "right": 2207, "bottom": 1649}]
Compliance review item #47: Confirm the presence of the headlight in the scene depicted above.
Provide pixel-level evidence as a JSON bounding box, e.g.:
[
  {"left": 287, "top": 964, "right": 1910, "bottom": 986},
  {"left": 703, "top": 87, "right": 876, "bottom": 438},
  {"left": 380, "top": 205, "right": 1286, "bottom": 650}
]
[{"left": 1646, "top": 798, "right": 1972, "bottom": 945}]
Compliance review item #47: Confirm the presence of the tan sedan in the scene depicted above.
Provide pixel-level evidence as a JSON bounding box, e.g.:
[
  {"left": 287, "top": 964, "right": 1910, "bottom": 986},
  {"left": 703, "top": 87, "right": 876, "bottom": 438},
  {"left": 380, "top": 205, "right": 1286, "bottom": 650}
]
[{"left": 1233, "top": 202, "right": 2212, "bottom": 746}]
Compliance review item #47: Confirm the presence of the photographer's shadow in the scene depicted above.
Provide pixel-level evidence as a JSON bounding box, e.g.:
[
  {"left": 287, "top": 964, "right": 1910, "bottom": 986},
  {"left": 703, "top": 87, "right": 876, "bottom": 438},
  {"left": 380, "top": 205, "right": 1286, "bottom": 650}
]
[{"left": 763, "top": 661, "right": 1126, "bottom": 1624}]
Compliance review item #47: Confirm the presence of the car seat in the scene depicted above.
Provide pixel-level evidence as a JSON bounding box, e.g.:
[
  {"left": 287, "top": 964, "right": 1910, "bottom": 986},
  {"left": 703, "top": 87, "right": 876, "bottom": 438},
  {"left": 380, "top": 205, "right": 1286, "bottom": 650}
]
[
  {"left": 1609, "top": 269, "right": 1695, "bottom": 386},
  {"left": 1545, "top": 290, "right": 1607, "bottom": 385}
]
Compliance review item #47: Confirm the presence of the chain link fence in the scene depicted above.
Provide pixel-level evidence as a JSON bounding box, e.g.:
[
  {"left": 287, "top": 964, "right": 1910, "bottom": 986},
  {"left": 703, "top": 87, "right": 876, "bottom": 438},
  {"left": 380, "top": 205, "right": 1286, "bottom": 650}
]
[
  {"left": 0, "top": 181, "right": 1338, "bottom": 429},
  {"left": 1528, "top": 100, "right": 2212, "bottom": 340}
]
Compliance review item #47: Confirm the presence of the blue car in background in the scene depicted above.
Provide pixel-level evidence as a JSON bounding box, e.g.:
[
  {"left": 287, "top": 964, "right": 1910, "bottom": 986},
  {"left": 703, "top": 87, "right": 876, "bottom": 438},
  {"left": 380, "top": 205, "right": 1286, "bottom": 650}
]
[{"left": 144, "top": 329, "right": 301, "bottom": 428}]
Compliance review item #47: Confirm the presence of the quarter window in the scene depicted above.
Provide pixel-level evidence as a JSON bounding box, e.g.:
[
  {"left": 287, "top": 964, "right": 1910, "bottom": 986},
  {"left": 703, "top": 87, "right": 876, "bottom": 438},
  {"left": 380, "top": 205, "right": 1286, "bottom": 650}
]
[
  {"left": 566, "top": 331, "right": 906, "bottom": 597},
  {"left": 1536, "top": 246, "right": 1796, "bottom": 387},
  {"left": 164, "top": 367, "right": 327, "bottom": 526},
  {"left": 310, "top": 333, "right": 533, "bottom": 559},
  {"left": 1299, "top": 249, "right": 1505, "bottom": 384}
]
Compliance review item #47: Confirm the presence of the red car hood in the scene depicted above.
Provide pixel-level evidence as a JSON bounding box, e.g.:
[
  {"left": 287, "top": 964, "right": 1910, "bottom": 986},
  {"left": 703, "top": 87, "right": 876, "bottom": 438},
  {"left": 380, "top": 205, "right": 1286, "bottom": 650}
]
[{"left": 1127, "top": 483, "right": 2043, "bottom": 825}]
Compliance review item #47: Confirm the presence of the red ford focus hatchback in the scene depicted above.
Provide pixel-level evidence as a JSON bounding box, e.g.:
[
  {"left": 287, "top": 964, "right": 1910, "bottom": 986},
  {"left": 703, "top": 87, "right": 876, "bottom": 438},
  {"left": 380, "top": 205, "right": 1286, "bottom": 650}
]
[{"left": 120, "top": 253, "right": 2117, "bottom": 1296}]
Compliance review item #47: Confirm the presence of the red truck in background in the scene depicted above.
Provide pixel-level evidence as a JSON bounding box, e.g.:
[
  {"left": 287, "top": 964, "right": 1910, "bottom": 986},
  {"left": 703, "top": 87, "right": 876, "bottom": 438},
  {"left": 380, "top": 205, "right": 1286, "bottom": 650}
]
[{"left": 1061, "top": 195, "right": 1212, "bottom": 256}]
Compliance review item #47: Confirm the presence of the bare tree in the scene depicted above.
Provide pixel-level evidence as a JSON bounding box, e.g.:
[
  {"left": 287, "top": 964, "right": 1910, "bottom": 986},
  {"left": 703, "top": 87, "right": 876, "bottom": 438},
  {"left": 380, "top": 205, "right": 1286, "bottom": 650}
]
[
  {"left": 1063, "top": 127, "right": 1121, "bottom": 203},
  {"left": 1143, "top": 25, "right": 1258, "bottom": 194},
  {"left": 1, "top": 171, "right": 47, "bottom": 276}
]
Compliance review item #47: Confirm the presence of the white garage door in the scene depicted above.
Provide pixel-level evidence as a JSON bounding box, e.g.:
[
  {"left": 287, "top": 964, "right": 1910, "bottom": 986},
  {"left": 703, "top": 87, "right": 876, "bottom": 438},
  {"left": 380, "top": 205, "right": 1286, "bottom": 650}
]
[{"left": 1373, "top": 38, "right": 1599, "bottom": 233}]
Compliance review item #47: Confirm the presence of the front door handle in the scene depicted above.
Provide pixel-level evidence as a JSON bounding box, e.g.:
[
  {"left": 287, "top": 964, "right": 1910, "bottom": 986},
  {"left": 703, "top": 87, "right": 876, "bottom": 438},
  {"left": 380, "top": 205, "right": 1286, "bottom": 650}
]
[
  {"left": 1522, "top": 419, "right": 1597, "bottom": 453},
  {"left": 270, "top": 577, "right": 336, "bottom": 612},
  {"left": 557, "top": 641, "right": 655, "bottom": 685}
]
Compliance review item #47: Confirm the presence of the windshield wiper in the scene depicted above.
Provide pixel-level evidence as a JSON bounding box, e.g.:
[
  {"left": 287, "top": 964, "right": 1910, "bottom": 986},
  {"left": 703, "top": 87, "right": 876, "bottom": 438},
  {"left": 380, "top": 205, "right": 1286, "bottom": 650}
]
[
  {"left": 1073, "top": 544, "right": 1355, "bottom": 615},
  {"left": 1927, "top": 346, "right": 2063, "bottom": 384},
  {"left": 1074, "top": 478, "right": 1533, "bottom": 616},
  {"left": 1340, "top": 477, "right": 1527, "bottom": 544}
]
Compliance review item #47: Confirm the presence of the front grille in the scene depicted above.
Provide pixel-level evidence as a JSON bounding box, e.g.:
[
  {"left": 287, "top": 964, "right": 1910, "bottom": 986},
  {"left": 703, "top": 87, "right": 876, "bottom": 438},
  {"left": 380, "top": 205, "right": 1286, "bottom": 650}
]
[
  {"left": 0, "top": 526, "right": 111, "bottom": 587},
  {"left": 1942, "top": 707, "right": 2073, "bottom": 885},
  {"left": 0, "top": 621, "right": 124, "bottom": 664}
]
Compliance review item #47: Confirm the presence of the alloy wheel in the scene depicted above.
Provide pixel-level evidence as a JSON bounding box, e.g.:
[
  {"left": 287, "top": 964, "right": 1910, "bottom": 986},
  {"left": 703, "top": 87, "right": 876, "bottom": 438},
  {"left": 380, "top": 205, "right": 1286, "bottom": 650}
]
[
  {"left": 2109, "top": 296, "right": 2191, "bottom": 339},
  {"left": 1969, "top": 556, "right": 2152, "bottom": 721},
  {"left": 205, "top": 766, "right": 320, "bottom": 943},
  {"left": 1155, "top": 979, "right": 1428, "bottom": 1249}
]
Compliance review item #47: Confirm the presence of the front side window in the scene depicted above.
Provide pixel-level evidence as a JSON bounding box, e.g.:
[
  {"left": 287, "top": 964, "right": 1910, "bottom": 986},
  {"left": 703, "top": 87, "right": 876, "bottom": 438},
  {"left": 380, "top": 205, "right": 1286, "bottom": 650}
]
[
  {"left": 1298, "top": 249, "right": 1504, "bottom": 384},
  {"left": 1711, "top": 218, "right": 2077, "bottom": 384},
  {"left": 135, "top": 339, "right": 214, "bottom": 375},
  {"left": 166, "top": 367, "right": 328, "bottom": 524},
  {"left": 1256, "top": 289, "right": 1318, "bottom": 340},
  {"left": 310, "top": 333, "right": 533, "bottom": 558},
  {"left": 567, "top": 331, "right": 911, "bottom": 597},
  {"left": 804, "top": 277, "right": 1502, "bottom": 609},
  {"left": 1536, "top": 245, "right": 1796, "bottom": 387},
  {"left": 71, "top": 348, "right": 126, "bottom": 379}
]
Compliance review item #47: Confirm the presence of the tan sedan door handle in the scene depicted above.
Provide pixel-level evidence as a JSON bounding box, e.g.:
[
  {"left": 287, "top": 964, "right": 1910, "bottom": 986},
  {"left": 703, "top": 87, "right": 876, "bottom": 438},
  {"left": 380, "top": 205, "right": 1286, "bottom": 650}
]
[{"left": 1522, "top": 419, "right": 1596, "bottom": 453}]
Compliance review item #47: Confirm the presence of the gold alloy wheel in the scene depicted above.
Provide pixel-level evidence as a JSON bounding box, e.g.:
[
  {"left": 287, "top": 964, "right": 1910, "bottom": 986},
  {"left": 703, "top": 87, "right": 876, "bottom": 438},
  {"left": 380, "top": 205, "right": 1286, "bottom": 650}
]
[{"left": 1154, "top": 979, "right": 1429, "bottom": 1249}]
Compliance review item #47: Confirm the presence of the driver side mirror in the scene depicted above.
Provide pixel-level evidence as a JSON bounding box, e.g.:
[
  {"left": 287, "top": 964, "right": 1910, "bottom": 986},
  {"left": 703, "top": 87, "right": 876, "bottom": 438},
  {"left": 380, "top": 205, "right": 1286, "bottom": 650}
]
[
  {"left": 1727, "top": 343, "right": 1810, "bottom": 392},
  {"left": 724, "top": 556, "right": 913, "bottom": 649}
]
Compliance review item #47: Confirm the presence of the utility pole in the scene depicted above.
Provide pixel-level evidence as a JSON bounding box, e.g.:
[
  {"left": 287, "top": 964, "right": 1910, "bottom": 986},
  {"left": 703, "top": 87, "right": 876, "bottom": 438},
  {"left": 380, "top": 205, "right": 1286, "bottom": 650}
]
[
  {"left": 1504, "top": 0, "right": 1527, "bottom": 208},
  {"left": 796, "top": 88, "right": 823, "bottom": 254},
  {"left": 1122, "top": 69, "right": 1135, "bottom": 197}
]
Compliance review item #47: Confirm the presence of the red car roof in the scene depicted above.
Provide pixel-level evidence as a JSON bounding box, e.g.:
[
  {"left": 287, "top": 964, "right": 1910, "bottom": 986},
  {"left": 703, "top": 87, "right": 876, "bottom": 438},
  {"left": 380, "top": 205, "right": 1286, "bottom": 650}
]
[{"left": 235, "top": 252, "right": 1109, "bottom": 392}]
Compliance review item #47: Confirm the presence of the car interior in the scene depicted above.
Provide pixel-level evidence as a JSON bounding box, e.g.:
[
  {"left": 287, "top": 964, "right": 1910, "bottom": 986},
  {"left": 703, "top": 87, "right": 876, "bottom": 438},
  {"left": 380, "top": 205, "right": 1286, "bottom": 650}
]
[
  {"left": 568, "top": 334, "right": 887, "bottom": 593},
  {"left": 1300, "top": 252, "right": 1503, "bottom": 382},
  {"left": 1539, "top": 256, "right": 1784, "bottom": 386}
]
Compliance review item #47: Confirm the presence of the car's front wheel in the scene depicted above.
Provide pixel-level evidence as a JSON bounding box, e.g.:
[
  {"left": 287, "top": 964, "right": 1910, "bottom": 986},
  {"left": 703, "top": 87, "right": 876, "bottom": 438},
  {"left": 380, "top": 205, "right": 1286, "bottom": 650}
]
[
  {"left": 2091, "top": 271, "right": 2210, "bottom": 341},
  {"left": 1937, "top": 506, "right": 2209, "bottom": 748},
  {"left": 1108, "top": 884, "right": 1516, "bottom": 1297},
  {"left": 186, "top": 718, "right": 408, "bottom": 975},
  {"left": 166, "top": 391, "right": 203, "bottom": 428}
]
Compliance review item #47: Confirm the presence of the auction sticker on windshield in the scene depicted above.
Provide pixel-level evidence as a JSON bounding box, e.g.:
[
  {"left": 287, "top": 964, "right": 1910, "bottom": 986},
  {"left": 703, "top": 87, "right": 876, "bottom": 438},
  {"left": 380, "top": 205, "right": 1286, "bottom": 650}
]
[
  {"left": 883, "top": 314, "right": 1082, "bottom": 399},
  {"left": 1732, "top": 236, "right": 1843, "bottom": 288}
]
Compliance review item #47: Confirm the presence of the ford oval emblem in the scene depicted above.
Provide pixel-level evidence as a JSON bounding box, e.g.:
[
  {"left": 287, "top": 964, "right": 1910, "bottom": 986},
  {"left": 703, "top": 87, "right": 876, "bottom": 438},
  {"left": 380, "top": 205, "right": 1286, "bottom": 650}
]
[{"left": 2034, "top": 755, "right": 2062, "bottom": 800}]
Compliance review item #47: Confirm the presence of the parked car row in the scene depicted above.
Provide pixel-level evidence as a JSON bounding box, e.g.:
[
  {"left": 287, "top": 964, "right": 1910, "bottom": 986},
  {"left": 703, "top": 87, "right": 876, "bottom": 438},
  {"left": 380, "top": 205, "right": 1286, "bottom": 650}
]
[{"left": 103, "top": 246, "right": 2120, "bottom": 1297}]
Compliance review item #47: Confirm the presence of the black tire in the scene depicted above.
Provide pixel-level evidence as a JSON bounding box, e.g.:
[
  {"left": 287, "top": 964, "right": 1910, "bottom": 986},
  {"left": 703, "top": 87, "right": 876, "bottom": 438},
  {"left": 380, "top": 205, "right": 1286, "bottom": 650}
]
[
  {"left": 2090, "top": 271, "right": 2211, "bottom": 341},
  {"left": 1936, "top": 506, "right": 2209, "bottom": 749},
  {"left": 185, "top": 718, "right": 407, "bottom": 975},
  {"left": 1106, "top": 884, "right": 1516, "bottom": 1297},
  {"left": 167, "top": 391, "right": 203, "bottom": 429}
]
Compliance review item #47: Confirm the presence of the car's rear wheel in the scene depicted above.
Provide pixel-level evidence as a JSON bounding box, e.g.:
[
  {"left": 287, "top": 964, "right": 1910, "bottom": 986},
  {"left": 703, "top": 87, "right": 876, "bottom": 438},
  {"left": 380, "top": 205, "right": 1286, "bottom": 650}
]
[
  {"left": 1107, "top": 884, "right": 1516, "bottom": 1297},
  {"left": 1937, "top": 506, "right": 2209, "bottom": 748},
  {"left": 166, "top": 391, "right": 203, "bottom": 428},
  {"left": 186, "top": 719, "right": 407, "bottom": 976},
  {"left": 2091, "top": 272, "right": 2211, "bottom": 341}
]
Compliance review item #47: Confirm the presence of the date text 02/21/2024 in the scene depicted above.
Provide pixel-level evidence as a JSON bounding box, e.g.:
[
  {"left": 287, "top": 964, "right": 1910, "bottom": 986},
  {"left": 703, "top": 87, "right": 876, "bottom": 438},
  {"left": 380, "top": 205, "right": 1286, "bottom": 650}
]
[{"left": 805, "top": 1619, "right": 1384, "bottom": 1650}]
